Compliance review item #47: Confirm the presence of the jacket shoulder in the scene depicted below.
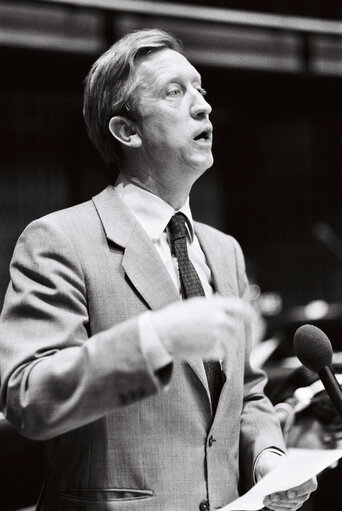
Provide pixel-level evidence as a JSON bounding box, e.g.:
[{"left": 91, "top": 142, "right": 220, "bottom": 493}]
[
  {"left": 19, "top": 190, "right": 109, "bottom": 249},
  {"left": 13, "top": 194, "right": 107, "bottom": 272},
  {"left": 29, "top": 198, "right": 96, "bottom": 231}
]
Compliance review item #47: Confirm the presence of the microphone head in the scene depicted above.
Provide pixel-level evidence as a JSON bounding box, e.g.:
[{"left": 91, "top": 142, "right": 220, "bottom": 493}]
[{"left": 293, "top": 324, "right": 333, "bottom": 372}]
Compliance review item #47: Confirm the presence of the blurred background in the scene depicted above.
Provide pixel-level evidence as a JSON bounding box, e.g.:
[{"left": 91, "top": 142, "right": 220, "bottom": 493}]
[{"left": 0, "top": 1, "right": 341, "bottom": 510}]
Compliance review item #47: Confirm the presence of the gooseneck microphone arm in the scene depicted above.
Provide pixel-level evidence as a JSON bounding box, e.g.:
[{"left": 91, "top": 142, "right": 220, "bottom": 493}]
[{"left": 317, "top": 366, "right": 342, "bottom": 420}]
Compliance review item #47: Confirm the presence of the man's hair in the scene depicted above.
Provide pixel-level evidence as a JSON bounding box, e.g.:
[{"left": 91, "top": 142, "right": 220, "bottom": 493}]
[{"left": 83, "top": 28, "right": 182, "bottom": 171}]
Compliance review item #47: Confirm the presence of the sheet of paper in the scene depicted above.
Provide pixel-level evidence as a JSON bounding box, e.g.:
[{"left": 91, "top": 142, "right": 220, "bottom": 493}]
[{"left": 221, "top": 448, "right": 342, "bottom": 511}]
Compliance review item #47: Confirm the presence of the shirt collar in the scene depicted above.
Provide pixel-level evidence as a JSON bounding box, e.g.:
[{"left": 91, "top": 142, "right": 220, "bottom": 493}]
[{"left": 114, "top": 172, "right": 194, "bottom": 242}]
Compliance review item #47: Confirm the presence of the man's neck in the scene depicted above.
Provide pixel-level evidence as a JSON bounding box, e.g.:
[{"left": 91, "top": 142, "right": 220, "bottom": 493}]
[{"left": 120, "top": 169, "right": 192, "bottom": 211}]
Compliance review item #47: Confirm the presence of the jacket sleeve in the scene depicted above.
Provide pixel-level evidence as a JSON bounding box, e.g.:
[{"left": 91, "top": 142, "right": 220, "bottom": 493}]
[
  {"left": 0, "top": 218, "right": 160, "bottom": 441},
  {"left": 232, "top": 238, "right": 286, "bottom": 490}
]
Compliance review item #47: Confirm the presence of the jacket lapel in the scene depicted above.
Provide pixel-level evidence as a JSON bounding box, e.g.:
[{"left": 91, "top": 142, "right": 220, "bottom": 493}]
[
  {"left": 92, "top": 186, "right": 211, "bottom": 400},
  {"left": 92, "top": 185, "right": 180, "bottom": 310}
]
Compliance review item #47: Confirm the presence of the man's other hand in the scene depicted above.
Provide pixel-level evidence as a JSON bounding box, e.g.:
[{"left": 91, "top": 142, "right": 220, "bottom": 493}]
[{"left": 256, "top": 451, "right": 318, "bottom": 511}]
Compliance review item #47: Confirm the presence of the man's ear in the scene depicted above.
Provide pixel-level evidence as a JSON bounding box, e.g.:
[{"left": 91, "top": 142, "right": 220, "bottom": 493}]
[{"left": 108, "top": 116, "right": 142, "bottom": 148}]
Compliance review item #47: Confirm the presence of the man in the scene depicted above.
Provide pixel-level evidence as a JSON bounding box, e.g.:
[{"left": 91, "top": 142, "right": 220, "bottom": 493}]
[{"left": 0, "top": 29, "right": 316, "bottom": 510}]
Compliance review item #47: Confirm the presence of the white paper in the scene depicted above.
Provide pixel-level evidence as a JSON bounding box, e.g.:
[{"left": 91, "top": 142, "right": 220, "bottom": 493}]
[{"left": 221, "top": 448, "right": 342, "bottom": 511}]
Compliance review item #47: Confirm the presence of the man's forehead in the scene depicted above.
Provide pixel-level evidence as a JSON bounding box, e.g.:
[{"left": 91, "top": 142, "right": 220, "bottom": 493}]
[{"left": 136, "top": 48, "right": 201, "bottom": 83}]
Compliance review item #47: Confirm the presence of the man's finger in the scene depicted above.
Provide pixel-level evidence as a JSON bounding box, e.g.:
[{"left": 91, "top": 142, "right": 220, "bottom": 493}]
[
  {"left": 286, "top": 477, "right": 317, "bottom": 498},
  {"left": 263, "top": 501, "right": 303, "bottom": 511}
]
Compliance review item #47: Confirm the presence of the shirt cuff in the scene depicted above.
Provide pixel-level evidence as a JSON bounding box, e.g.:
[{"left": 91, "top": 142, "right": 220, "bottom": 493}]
[
  {"left": 138, "top": 311, "right": 173, "bottom": 387},
  {"left": 253, "top": 447, "right": 286, "bottom": 484}
]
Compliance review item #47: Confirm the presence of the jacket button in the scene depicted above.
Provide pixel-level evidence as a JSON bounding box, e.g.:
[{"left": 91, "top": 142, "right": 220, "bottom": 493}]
[
  {"left": 208, "top": 435, "right": 216, "bottom": 447},
  {"left": 199, "top": 499, "right": 210, "bottom": 510}
]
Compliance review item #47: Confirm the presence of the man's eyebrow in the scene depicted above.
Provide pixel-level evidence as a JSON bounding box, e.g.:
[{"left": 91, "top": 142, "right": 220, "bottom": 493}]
[
  {"left": 155, "top": 63, "right": 201, "bottom": 82},
  {"left": 161, "top": 73, "right": 202, "bottom": 85}
]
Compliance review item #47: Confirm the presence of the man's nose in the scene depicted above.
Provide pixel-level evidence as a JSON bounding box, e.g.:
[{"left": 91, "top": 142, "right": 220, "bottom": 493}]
[{"left": 191, "top": 91, "right": 212, "bottom": 119}]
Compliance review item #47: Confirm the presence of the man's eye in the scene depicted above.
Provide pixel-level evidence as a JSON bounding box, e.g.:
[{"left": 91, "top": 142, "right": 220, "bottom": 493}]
[{"left": 167, "top": 88, "right": 182, "bottom": 96}]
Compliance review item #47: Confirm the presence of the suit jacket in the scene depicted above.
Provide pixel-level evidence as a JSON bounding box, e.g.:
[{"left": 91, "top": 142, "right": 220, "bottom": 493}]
[{"left": 0, "top": 185, "right": 285, "bottom": 510}]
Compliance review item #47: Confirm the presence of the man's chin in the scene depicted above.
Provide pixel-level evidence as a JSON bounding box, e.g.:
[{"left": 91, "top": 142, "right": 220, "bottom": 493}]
[
  {"left": 206, "top": 155, "right": 214, "bottom": 169},
  {"left": 197, "top": 154, "right": 214, "bottom": 172},
  {"left": 183, "top": 153, "right": 214, "bottom": 178}
]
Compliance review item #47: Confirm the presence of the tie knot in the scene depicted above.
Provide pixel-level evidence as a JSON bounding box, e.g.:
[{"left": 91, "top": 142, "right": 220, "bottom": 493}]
[{"left": 168, "top": 213, "right": 188, "bottom": 241}]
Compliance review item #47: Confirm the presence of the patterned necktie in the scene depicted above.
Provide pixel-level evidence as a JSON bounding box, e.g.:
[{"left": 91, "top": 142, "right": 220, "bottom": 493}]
[{"left": 168, "top": 212, "right": 223, "bottom": 414}]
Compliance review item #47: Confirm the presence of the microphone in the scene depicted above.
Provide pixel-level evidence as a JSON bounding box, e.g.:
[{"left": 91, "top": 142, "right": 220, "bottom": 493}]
[{"left": 293, "top": 324, "right": 342, "bottom": 420}]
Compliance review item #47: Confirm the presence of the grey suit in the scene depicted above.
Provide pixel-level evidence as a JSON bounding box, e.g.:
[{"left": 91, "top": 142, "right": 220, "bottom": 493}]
[{"left": 0, "top": 185, "right": 285, "bottom": 510}]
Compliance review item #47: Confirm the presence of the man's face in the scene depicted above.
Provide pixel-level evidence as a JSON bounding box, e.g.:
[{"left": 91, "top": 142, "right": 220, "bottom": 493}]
[{"left": 131, "top": 48, "right": 213, "bottom": 180}]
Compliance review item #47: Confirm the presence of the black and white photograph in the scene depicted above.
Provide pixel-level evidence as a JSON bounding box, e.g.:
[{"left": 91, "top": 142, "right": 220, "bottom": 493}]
[{"left": 0, "top": 1, "right": 341, "bottom": 510}]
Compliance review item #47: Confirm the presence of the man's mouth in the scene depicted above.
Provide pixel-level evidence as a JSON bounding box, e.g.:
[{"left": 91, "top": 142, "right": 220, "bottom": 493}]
[{"left": 193, "top": 128, "right": 212, "bottom": 143}]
